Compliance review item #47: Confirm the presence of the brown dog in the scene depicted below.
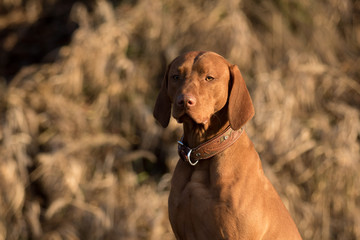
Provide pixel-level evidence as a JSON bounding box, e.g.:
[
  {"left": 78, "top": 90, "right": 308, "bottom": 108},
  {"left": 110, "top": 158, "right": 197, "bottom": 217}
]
[{"left": 154, "top": 51, "right": 302, "bottom": 239}]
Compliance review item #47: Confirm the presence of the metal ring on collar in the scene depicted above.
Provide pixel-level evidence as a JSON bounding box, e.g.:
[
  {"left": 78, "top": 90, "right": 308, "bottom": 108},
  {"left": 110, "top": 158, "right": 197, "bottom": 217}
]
[
  {"left": 177, "top": 140, "right": 199, "bottom": 166},
  {"left": 186, "top": 149, "right": 199, "bottom": 166}
]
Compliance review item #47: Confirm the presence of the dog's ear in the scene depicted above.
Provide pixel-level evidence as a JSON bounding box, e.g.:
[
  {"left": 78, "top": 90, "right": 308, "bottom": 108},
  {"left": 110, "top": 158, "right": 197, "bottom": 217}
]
[
  {"left": 228, "top": 64, "right": 255, "bottom": 130},
  {"left": 153, "top": 64, "right": 172, "bottom": 128}
]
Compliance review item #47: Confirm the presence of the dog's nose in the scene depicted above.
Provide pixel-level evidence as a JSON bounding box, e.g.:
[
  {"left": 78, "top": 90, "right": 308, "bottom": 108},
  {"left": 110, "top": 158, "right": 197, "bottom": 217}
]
[{"left": 176, "top": 94, "right": 196, "bottom": 108}]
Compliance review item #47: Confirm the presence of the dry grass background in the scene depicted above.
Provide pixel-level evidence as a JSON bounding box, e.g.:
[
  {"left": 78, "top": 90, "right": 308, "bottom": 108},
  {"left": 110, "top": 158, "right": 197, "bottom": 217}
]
[{"left": 0, "top": 0, "right": 359, "bottom": 239}]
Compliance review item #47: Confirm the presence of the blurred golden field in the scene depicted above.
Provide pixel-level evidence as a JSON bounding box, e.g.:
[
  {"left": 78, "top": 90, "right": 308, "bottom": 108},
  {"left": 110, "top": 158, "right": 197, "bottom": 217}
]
[{"left": 0, "top": 0, "right": 359, "bottom": 239}]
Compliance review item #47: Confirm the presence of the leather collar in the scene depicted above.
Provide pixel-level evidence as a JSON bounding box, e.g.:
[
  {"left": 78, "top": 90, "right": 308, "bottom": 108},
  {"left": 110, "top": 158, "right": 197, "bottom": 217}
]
[{"left": 177, "top": 126, "right": 244, "bottom": 166}]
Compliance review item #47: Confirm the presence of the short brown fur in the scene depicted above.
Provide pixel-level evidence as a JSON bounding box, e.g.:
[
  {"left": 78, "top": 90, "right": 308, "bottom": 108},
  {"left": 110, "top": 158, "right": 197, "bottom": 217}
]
[{"left": 154, "top": 51, "right": 302, "bottom": 239}]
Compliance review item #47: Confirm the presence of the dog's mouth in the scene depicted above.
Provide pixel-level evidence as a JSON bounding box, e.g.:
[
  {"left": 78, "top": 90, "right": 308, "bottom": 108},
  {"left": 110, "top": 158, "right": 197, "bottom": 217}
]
[{"left": 174, "top": 111, "right": 210, "bottom": 127}]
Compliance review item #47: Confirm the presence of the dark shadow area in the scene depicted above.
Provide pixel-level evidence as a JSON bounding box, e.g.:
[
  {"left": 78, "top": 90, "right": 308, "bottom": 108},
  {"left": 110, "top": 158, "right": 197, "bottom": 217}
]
[{"left": 0, "top": 0, "right": 95, "bottom": 83}]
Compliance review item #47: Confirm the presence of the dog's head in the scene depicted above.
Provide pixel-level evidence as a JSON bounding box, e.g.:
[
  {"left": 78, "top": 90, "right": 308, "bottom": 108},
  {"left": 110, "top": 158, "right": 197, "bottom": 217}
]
[{"left": 153, "top": 51, "right": 254, "bottom": 130}]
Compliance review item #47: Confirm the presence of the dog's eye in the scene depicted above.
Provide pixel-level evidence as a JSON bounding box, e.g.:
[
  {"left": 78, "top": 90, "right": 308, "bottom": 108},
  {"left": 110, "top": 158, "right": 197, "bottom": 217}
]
[
  {"left": 172, "top": 75, "right": 180, "bottom": 81},
  {"left": 205, "top": 76, "right": 215, "bottom": 81}
]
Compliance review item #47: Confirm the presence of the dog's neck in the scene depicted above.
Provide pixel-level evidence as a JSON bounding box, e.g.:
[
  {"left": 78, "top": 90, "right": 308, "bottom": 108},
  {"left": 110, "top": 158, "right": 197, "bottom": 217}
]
[{"left": 182, "top": 107, "right": 229, "bottom": 148}]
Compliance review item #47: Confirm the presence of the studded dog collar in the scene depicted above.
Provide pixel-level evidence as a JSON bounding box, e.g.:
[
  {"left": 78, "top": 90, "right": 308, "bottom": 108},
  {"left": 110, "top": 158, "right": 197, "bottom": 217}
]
[{"left": 177, "top": 126, "right": 244, "bottom": 166}]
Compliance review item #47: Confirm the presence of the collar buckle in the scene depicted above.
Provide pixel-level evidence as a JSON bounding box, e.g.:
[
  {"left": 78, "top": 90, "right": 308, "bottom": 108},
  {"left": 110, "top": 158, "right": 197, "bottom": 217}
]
[{"left": 177, "top": 140, "right": 199, "bottom": 166}]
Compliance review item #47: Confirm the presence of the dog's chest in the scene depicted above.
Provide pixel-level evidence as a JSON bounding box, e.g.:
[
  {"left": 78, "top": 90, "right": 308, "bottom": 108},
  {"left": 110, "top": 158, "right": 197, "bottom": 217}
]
[{"left": 168, "top": 166, "right": 246, "bottom": 239}]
